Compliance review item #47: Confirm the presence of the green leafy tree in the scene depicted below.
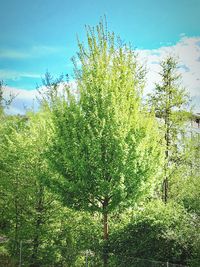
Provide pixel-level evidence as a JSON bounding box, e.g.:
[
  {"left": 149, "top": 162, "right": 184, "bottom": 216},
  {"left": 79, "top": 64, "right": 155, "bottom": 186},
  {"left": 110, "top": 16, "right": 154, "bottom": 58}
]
[
  {"left": 0, "top": 114, "right": 31, "bottom": 266},
  {"left": 148, "top": 56, "right": 190, "bottom": 203},
  {"left": 0, "top": 107, "right": 102, "bottom": 266},
  {"left": 46, "top": 21, "right": 163, "bottom": 266},
  {"left": 0, "top": 111, "right": 53, "bottom": 265}
]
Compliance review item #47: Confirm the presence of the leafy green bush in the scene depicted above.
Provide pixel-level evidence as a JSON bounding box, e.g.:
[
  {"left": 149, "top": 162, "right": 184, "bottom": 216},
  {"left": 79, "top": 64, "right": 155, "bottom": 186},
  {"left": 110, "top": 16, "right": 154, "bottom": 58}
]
[{"left": 109, "top": 201, "right": 196, "bottom": 266}]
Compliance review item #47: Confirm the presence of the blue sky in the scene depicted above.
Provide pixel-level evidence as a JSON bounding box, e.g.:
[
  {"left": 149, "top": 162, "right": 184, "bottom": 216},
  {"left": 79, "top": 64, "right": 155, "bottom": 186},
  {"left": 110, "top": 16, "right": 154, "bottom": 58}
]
[{"left": 1, "top": 0, "right": 200, "bottom": 113}]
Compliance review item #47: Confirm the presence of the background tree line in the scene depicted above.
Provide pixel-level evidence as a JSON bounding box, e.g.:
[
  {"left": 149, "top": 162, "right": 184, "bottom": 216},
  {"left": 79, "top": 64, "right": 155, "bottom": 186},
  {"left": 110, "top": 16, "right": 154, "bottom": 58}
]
[{"left": 0, "top": 21, "right": 199, "bottom": 267}]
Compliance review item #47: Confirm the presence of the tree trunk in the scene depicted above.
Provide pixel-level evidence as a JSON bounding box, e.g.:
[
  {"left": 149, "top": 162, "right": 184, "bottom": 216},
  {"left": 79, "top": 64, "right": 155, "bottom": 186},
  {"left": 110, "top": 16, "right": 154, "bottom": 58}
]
[
  {"left": 163, "top": 141, "right": 169, "bottom": 203},
  {"left": 162, "top": 178, "right": 168, "bottom": 204},
  {"left": 103, "top": 211, "right": 108, "bottom": 240},
  {"left": 163, "top": 100, "right": 170, "bottom": 203},
  {"left": 103, "top": 198, "right": 109, "bottom": 267}
]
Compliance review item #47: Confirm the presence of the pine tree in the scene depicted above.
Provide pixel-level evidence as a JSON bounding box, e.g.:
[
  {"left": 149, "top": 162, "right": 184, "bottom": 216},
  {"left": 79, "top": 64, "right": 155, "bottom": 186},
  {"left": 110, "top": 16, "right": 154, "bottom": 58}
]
[{"left": 148, "top": 56, "right": 190, "bottom": 203}]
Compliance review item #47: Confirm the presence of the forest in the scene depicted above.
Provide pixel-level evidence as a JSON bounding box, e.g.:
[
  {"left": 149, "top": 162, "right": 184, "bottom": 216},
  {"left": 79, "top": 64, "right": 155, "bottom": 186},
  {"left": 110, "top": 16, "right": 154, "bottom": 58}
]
[{"left": 0, "top": 21, "right": 199, "bottom": 267}]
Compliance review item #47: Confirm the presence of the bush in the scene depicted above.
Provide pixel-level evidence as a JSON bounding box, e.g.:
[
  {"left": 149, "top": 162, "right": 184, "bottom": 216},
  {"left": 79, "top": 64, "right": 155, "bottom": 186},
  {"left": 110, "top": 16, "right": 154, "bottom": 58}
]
[{"left": 109, "top": 201, "right": 196, "bottom": 266}]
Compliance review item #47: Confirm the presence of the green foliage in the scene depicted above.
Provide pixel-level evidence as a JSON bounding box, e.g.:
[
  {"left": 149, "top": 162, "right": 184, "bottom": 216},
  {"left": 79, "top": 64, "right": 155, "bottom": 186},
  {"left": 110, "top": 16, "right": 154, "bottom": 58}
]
[
  {"left": 109, "top": 201, "right": 196, "bottom": 266},
  {"left": 170, "top": 133, "right": 200, "bottom": 267},
  {"left": 171, "top": 133, "right": 200, "bottom": 215},
  {"left": 0, "top": 21, "right": 199, "bottom": 267},
  {"left": 47, "top": 21, "right": 163, "bottom": 216},
  {"left": 148, "top": 57, "right": 190, "bottom": 121},
  {"left": 0, "top": 110, "right": 103, "bottom": 266},
  {"left": 148, "top": 56, "right": 191, "bottom": 202}
]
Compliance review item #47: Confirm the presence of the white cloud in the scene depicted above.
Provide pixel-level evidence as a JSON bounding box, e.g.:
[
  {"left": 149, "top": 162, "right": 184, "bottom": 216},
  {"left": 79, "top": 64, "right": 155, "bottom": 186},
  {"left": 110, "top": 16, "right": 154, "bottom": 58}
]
[
  {"left": 3, "top": 81, "right": 78, "bottom": 115},
  {"left": 3, "top": 86, "right": 38, "bottom": 100},
  {"left": 3, "top": 86, "right": 39, "bottom": 114},
  {"left": 137, "top": 37, "right": 200, "bottom": 97}
]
